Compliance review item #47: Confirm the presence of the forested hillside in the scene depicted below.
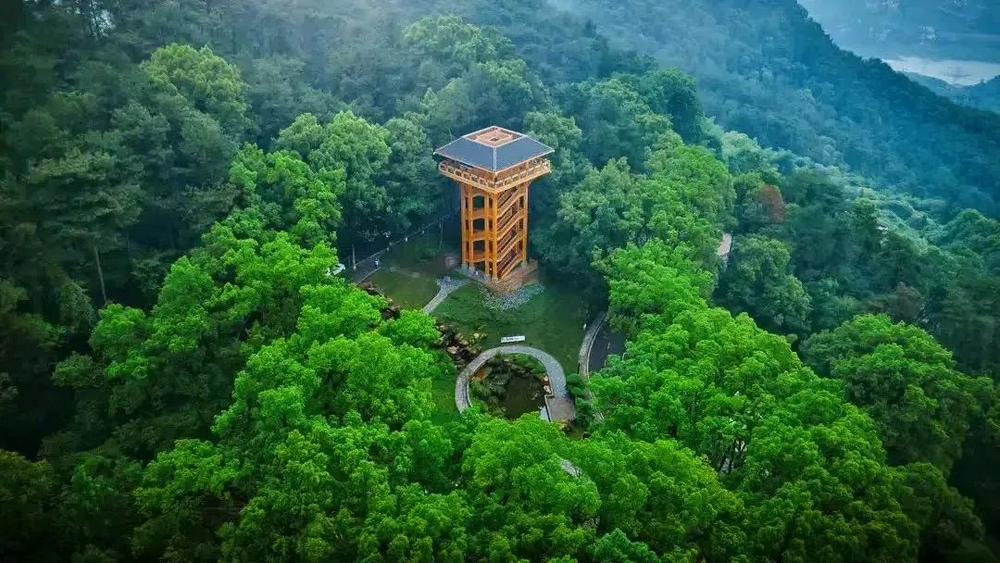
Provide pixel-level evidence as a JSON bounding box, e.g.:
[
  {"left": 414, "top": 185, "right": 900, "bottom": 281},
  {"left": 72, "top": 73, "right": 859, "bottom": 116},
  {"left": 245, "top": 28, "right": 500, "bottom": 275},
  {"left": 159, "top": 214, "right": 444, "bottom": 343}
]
[
  {"left": 908, "top": 74, "right": 1000, "bottom": 113},
  {"left": 553, "top": 0, "right": 1000, "bottom": 213},
  {"left": 798, "top": 0, "right": 1000, "bottom": 61},
  {"left": 2, "top": 1, "right": 999, "bottom": 562}
]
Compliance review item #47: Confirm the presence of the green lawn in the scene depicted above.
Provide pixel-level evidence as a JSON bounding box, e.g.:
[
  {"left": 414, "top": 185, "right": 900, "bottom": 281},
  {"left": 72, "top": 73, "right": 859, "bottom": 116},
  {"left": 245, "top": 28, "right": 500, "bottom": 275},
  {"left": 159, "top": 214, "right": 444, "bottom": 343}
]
[
  {"left": 367, "top": 269, "right": 439, "bottom": 310},
  {"left": 381, "top": 229, "right": 460, "bottom": 279},
  {"left": 429, "top": 362, "right": 461, "bottom": 425},
  {"left": 433, "top": 284, "right": 588, "bottom": 373}
]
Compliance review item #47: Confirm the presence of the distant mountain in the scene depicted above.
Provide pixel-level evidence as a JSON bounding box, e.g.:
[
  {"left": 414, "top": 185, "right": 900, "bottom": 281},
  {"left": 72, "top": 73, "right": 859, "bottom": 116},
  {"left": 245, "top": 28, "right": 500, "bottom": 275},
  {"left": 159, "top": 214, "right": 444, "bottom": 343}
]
[
  {"left": 908, "top": 73, "right": 1000, "bottom": 113},
  {"left": 540, "top": 0, "right": 1000, "bottom": 213},
  {"left": 797, "top": 0, "right": 1000, "bottom": 62},
  {"left": 905, "top": 73, "right": 964, "bottom": 96}
]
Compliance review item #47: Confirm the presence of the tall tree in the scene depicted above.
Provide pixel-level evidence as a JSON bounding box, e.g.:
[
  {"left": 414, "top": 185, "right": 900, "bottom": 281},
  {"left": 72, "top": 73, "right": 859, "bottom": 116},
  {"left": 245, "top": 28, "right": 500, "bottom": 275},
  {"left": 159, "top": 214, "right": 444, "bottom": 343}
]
[{"left": 801, "top": 314, "right": 995, "bottom": 472}]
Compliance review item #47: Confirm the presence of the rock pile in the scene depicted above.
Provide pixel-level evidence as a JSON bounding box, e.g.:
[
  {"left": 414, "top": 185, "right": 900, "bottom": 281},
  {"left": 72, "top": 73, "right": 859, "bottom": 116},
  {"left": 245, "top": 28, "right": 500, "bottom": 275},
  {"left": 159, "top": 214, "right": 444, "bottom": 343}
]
[
  {"left": 361, "top": 283, "right": 402, "bottom": 320},
  {"left": 482, "top": 282, "right": 544, "bottom": 311},
  {"left": 436, "top": 323, "right": 484, "bottom": 367}
]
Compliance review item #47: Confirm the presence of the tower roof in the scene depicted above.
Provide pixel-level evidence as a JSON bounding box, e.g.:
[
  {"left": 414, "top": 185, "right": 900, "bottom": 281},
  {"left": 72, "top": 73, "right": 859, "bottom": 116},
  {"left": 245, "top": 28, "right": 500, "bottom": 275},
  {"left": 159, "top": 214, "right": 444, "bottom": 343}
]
[{"left": 434, "top": 126, "right": 553, "bottom": 173}]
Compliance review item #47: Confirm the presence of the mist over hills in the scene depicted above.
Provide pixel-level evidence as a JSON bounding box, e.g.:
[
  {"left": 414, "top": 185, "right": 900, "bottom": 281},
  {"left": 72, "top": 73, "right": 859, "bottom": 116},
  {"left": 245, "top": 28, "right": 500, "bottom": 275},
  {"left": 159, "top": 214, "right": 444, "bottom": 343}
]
[
  {"left": 3, "top": 2, "right": 1000, "bottom": 562},
  {"left": 907, "top": 73, "right": 1000, "bottom": 113},
  {"left": 797, "top": 0, "right": 1000, "bottom": 62},
  {"left": 536, "top": 0, "right": 1000, "bottom": 213}
]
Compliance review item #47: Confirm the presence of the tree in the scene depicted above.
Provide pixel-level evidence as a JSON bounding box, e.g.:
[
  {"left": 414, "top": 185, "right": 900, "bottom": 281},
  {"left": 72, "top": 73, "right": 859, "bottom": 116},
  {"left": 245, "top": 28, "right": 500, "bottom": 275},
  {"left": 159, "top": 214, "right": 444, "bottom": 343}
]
[
  {"left": 130, "top": 231, "right": 466, "bottom": 562},
  {"left": 52, "top": 219, "right": 343, "bottom": 460},
  {"left": 275, "top": 111, "right": 391, "bottom": 245},
  {"left": 595, "top": 225, "right": 922, "bottom": 563},
  {"left": 0, "top": 451, "right": 61, "bottom": 562},
  {"left": 537, "top": 159, "right": 643, "bottom": 287},
  {"left": 141, "top": 44, "right": 251, "bottom": 137},
  {"left": 623, "top": 67, "right": 704, "bottom": 142},
  {"left": 599, "top": 240, "right": 715, "bottom": 335},
  {"left": 378, "top": 116, "right": 444, "bottom": 235},
  {"left": 898, "top": 462, "right": 997, "bottom": 563},
  {"left": 720, "top": 235, "right": 812, "bottom": 335},
  {"left": 244, "top": 56, "right": 339, "bottom": 146},
  {"left": 538, "top": 141, "right": 732, "bottom": 292},
  {"left": 568, "top": 78, "right": 671, "bottom": 168},
  {"left": 227, "top": 146, "right": 345, "bottom": 247},
  {"left": 801, "top": 314, "right": 995, "bottom": 471},
  {"left": 22, "top": 146, "right": 141, "bottom": 304},
  {"left": 0, "top": 279, "right": 68, "bottom": 453},
  {"left": 403, "top": 14, "right": 516, "bottom": 90},
  {"left": 460, "top": 417, "right": 599, "bottom": 560},
  {"left": 568, "top": 434, "right": 745, "bottom": 559}
]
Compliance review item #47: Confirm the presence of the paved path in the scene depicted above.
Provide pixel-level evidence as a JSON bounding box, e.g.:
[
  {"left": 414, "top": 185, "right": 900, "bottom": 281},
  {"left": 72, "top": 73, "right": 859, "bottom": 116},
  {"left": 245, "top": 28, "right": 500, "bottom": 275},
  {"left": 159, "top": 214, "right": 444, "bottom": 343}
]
[
  {"left": 423, "top": 276, "right": 469, "bottom": 313},
  {"left": 351, "top": 256, "right": 382, "bottom": 283},
  {"left": 455, "top": 345, "right": 576, "bottom": 421},
  {"left": 588, "top": 323, "right": 626, "bottom": 375},
  {"left": 578, "top": 312, "right": 607, "bottom": 379},
  {"left": 576, "top": 312, "right": 609, "bottom": 423}
]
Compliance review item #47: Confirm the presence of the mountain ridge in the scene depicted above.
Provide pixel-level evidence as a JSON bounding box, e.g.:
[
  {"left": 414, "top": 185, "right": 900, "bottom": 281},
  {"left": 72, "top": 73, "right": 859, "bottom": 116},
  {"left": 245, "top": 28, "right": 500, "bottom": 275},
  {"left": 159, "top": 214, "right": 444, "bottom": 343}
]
[{"left": 531, "top": 0, "right": 1000, "bottom": 214}]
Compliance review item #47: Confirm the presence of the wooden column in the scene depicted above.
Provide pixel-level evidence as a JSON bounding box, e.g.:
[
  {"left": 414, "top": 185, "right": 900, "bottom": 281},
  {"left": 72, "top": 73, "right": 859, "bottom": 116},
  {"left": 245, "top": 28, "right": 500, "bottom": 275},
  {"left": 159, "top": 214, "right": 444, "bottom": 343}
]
[
  {"left": 460, "top": 184, "right": 471, "bottom": 270},
  {"left": 522, "top": 184, "right": 530, "bottom": 267},
  {"left": 488, "top": 192, "right": 497, "bottom": 279}
]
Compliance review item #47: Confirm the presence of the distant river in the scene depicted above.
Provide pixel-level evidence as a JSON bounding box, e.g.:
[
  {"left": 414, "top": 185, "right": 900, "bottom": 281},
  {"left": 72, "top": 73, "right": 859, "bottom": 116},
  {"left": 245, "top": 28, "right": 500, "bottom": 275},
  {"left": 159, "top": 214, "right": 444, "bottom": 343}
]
[{"left": 883, "top": 56, "right": 1000, "bottom": 86}]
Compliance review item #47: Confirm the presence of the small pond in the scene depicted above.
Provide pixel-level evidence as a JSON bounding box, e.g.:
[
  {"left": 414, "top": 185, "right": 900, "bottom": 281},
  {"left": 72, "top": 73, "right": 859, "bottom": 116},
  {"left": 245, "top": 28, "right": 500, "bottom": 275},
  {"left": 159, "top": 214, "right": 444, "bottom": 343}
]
[{"left": 470, "top": 354, "right": 547, "bottom": 419}]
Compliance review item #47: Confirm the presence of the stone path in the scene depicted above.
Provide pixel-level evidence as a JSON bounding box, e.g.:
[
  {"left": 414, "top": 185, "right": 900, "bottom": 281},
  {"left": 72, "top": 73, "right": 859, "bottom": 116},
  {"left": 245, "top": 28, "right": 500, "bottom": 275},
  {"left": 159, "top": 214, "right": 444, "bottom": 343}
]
[
  {"left": 588, "top": 321, "right": 626, "bottom": 375},
  {"left": 423, "top": 276, "right": 469, "bottom": 313},
  {"left": 455, "top": 345, "right": 576, "bottom": 422},
  {"left": 577, "top": 312, "right": 609, "bottom": 423},
  {"left": 578, "top": 312, "right": 607, "bottom": 380}
]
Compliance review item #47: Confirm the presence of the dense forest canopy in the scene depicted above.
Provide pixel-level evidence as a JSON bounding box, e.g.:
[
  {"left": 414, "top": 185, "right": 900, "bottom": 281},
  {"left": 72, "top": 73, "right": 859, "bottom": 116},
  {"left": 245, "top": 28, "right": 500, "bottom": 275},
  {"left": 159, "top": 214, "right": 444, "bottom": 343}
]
[
  {"left": 1, "top": 1, "right": 999, "bottom": 562},
  {"left": 550, "top": 0, "right": 1000, "bottom": 214}
]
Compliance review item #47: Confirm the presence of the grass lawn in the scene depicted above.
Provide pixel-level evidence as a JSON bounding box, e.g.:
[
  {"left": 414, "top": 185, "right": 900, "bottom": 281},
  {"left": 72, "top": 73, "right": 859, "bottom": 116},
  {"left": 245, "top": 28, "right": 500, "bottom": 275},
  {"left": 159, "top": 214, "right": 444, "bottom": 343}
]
[
  {"left": 367, "top": 269, "right": 439, "bottom": 310},
  {"left": 381, "top": 229, "right": 460, "bottom": 279},
  {"left": 429, "top": 361, "right": 461, "bottom": 425},
  {"left": 433, "top": 283, "right": 588, "bottom": 373}
]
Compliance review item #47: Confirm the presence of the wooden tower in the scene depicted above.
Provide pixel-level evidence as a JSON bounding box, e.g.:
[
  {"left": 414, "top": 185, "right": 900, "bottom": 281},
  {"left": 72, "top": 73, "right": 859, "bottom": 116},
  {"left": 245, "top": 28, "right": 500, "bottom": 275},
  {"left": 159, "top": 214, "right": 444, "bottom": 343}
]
[{"left": 435, "top": 126, "right": 553, "bottom": 281}]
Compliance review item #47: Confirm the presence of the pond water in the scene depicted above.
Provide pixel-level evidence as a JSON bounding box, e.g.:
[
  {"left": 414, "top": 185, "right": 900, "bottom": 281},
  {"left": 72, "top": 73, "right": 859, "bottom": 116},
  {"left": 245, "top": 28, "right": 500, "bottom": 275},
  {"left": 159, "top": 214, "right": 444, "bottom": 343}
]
[
  {"left": 471, "top": 356, "right": 547, "bottom": 419},
  {"left": 883, "top": 56, "right": 1000, "bottom": 86},
  {"left": 501, "top": 375, "right": 546, "bottom": 419}
]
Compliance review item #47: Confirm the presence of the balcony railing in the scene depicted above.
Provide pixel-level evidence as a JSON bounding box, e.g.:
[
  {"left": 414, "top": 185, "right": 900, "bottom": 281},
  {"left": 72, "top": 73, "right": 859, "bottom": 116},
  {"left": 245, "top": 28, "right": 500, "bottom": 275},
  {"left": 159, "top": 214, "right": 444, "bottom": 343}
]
[{"left": 440, "top": 159, "right": 551, "bottom": 193}]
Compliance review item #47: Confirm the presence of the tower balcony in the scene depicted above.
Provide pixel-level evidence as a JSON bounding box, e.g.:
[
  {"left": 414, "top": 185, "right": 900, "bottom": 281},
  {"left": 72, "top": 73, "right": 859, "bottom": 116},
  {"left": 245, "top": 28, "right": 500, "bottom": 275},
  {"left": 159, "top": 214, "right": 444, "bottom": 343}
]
[{"left": 439, "top": 159, "right": 551, "bottom": 194}]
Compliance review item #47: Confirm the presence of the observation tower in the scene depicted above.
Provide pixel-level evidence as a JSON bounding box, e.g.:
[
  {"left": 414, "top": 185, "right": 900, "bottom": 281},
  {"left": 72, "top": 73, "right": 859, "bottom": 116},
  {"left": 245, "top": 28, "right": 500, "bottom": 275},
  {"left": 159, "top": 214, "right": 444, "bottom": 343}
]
[{"left": 435, "top": 126, "right": 553, "bottom": 282}]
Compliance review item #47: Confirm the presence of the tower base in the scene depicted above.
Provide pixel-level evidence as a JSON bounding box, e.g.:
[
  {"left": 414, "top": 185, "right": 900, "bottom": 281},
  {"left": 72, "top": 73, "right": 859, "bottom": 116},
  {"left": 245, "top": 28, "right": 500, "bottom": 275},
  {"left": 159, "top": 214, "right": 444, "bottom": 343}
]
[{"left": 480, "top": 260, "right": 539, "bottom": 296}]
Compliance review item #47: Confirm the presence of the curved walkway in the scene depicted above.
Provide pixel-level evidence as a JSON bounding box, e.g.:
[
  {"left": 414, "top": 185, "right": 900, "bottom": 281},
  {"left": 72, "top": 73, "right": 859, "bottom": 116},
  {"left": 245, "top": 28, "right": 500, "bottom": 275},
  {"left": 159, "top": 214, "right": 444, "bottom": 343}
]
[
  {"left": 578, "top": 312, "right": 607, "bottom": 380},
  {"left": 455, "top": 345, "right": 575, "bottom": 421},
  {"left": 577, "top": 312, "right": 609, "bottom": 423},
  {"left": 423, "top": 276, "right": 468, "bottom": 313}
]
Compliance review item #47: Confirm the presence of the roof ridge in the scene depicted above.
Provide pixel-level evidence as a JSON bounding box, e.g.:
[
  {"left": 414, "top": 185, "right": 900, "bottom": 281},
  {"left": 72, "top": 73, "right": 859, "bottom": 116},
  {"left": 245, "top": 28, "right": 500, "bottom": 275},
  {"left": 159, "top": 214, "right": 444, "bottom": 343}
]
[{"left": 464, "top": 125, "right": 496, "bottom": 139}]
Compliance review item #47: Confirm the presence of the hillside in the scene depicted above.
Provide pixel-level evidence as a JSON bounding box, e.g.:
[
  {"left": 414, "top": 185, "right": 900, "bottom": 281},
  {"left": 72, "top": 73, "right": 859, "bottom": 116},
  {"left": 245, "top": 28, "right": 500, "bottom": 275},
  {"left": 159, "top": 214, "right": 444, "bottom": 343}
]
[
  {"left": 910, "top": 74, "right": 1000, "bottom": 113},
  {"left": 797, "top": 0, "right": 1000, "bottom": 61},
  {"left": 546, "top": 0, "right": 1000, "bottom": 214},
  {"left": 2, "top": 2, "right": 1000, "bottom": 562}
]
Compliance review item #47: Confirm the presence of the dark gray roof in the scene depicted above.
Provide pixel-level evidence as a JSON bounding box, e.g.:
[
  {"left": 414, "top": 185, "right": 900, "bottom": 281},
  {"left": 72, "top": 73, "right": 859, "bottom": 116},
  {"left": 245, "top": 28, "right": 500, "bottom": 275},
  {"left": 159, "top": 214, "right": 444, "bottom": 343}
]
[{"left": 435, "top": 132, "right": 553, "bottom": 172}]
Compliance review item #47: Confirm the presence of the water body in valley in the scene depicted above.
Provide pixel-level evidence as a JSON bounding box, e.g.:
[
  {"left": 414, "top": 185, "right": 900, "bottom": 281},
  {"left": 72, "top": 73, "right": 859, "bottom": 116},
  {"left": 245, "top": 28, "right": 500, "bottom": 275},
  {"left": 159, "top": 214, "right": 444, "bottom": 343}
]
[{"left": 883, "top": 56, "right": 1000, "bottom": 86}]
